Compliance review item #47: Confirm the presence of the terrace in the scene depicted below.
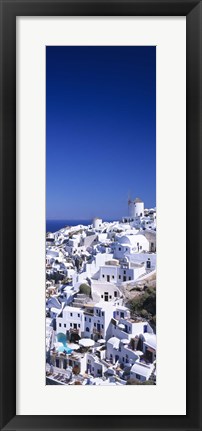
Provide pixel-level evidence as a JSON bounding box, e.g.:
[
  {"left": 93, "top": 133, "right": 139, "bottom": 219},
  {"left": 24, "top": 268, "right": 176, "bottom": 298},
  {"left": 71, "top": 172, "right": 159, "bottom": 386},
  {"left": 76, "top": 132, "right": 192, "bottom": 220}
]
[
  {"left": 125, "top": 316, "right": 146, "bottom": 323},
  {"left": 46, "top": 364, "right": 72, "bottom": 385}
]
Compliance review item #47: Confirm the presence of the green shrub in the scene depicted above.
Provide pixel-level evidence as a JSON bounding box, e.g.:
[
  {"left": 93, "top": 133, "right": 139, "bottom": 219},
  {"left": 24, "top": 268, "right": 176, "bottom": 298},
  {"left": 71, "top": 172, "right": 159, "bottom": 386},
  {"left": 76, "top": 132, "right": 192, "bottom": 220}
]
[
  {"left": 141, "top": 309, "right": 149, "bottom": 318},
  {"left": 79, "top": 283, "right": 91, "bottom": 296},
  {"left": 128, "top": 286, "right": 156, "bottom": 321}
]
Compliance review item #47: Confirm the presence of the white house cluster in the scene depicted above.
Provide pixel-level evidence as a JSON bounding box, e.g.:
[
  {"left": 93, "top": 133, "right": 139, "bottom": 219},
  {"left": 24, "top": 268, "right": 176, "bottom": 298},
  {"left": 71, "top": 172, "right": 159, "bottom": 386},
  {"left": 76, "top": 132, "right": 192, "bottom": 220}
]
[{"left": 46, "top": 198, "right": 156, "bottom": 386}]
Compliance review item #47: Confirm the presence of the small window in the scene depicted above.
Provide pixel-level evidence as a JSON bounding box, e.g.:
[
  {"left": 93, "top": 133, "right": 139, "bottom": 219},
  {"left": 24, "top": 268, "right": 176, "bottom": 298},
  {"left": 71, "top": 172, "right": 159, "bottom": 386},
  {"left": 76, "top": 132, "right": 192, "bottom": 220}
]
[
  {"left": 64, "top": 323, "right": 66, "bottom": 328},
  {"left": 112, "top": 275, "right": 114, "bottom": 279},
  {"left": 85, "top": 317, "right": 86, "bottom": 321},
  {"left": 89, "top": 318, "right": 91, "bottom": 322},
  {"left": 59, "top": 323, "right": 61, "bottom": 327},
  {"left": 78, "top": 314, "right": 80, "bottom": 317},
  {"left": 114, "top": 291, "right": 117, "bottom": 297},
  {"left": 136, "top": 374, "right": 141, "bottom": 380},
  {"left": 78, "top": 324, "right": 80, "bottom": 328},
  {"left": 129, "top": 277, "right": 131, "bottom": 281},
  {"left": 94, "top": 323, "right": 96, "bottom": 327},
  {"left": 70, "top": 313, "right": 73, "bottom": 317},
  {"left": 143, "top": 324, "right": 148, "bottom": 333},
  {"left": 109, "top": 295, "right": 112, "bottom": 299},
  {"left": 101, "top": 295, "right": 103, "bottom": 298},
  {"left": 119, "top": 247, "right": 121, "bottom": 251},
  {"left": 102, "top": 274, "right": 105, "bottom": 278},
  {"left": 70, "top": 323, "right": 72, "bottom": 327},
  {"left": 124, "top": 270, "right": 126, "bottom": 275},
  {"left": 102, "top": 312, "right": 104, "bottom": 316},
  {"left": 119, "top": 275, "right": 121, "bottom": 279}
]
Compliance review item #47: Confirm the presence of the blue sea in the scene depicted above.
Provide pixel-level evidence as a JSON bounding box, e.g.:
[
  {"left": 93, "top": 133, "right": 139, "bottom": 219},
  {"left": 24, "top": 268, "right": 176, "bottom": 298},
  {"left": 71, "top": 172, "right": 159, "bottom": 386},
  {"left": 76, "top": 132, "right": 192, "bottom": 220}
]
[
  {"left": 46, "top": 219, "right": 92, "bottom": 233},
  {"left": 46, "top": 219, "right": 115, "bottom": 233}
]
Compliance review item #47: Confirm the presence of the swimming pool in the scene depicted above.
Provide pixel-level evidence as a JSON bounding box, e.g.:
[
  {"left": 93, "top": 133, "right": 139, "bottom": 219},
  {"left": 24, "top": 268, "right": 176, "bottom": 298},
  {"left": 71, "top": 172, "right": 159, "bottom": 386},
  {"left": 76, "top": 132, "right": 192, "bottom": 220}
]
[{"left": 56, "top": 333, "right": 73, "bottom": 354}]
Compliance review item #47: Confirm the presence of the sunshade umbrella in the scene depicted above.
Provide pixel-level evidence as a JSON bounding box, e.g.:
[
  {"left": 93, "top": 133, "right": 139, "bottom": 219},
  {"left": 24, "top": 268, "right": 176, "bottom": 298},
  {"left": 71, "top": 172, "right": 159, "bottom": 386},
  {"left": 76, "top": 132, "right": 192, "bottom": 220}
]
[{"left": 79, "top": 338, "right": 95, "bottom": 347}]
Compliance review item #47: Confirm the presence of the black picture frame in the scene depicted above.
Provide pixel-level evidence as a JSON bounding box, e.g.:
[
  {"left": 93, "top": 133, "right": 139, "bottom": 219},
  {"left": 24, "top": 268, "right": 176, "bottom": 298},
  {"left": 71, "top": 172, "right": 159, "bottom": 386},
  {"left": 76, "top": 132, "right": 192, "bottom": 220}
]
[{"left": 0, "top": 1, "right": 201, "bottom": 430}]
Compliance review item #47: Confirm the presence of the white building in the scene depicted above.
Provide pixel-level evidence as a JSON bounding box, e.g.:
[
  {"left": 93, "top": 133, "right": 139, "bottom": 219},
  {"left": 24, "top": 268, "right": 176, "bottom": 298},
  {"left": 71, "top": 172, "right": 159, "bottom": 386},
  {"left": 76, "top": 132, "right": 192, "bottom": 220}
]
[
  {"left": 140, "top": 332, "right": 156, "bottom": 363},
  {"left": 83, "top": 302, "right": 116, "bottom": 340},
  {"left": 47, "top": 200, "right": 156, "bottom": 385},
  {"left": 128, "top": 197, "right": 144, "bottom": 218},
  {"left": 110, "top": 308, "right": 154, "bottom": 341},
  {"left": 56, "top": 306, "right": 85, "bottom": 339},
  {"left": 59, "top": 285, "right": 79, "bottom": 305},
  {"left": 143, "top": 230, "right": 156, "bottom": 252},
  {"left": 106, "top": 336, "right": 140, "bottom": 365},
  {"left": 130, "top": 361, "right": 154, "bottom": 382},
  {"left": 126, "top": 253, "right": 156, "bottom": 271},
  {"left": 114, "top": 233, "right": 149, "bottom": 258},
  {"left": 93, "top": 217, "right": 102, "bottom": 230},
  {"left": 141, "top": 216, "right": 156, "bottom": 230},
  {"left": 91, "top": 280, "right": 122, "bottom": 303},
  {"left": 86, "top": 352, "right": 107, "bottom": 377},
  {"left": 84, "top": 252, "right": 113, "bottom": 278},
  {"left": 46, "top": 247, "right": 60, "bottom": 258}
]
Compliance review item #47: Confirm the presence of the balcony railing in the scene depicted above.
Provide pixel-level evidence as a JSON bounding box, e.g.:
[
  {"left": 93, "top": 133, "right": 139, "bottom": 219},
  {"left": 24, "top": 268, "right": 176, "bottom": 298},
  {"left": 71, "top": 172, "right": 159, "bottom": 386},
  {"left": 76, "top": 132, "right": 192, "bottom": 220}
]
[
  {"left": 69, "top": 328, "right": 79, "bottom": 334},
  {"left": 93, "top": 328, "right": 103, "bottom": 337}
]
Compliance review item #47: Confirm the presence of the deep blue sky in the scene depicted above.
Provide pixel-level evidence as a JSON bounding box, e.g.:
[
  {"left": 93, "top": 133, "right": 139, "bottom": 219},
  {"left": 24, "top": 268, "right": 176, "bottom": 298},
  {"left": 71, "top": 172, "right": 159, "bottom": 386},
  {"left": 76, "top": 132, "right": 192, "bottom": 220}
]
[{"left": 46, "top": 46, "right": 156, "bottom": 220}]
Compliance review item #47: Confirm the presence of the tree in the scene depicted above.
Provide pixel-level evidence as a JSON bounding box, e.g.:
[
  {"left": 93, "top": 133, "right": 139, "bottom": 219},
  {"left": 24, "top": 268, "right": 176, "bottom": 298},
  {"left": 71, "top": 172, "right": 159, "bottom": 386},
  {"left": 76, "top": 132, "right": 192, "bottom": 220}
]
[
  {"left": 79, "top": 283, "right": 91, "bottom": 296},
  {"left": 128, "top": 286, "right": 156, "bottom": 325}
]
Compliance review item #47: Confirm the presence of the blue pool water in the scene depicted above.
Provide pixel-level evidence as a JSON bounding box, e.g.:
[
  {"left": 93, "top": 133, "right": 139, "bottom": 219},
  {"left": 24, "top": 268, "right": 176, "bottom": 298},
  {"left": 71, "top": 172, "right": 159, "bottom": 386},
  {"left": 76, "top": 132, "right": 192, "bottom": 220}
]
[
  {"left": 57, "top": 345, "right": 73, "bottom": 354},
  {"left": 56, "top": 333, "right": 73, "bottom": 354}
]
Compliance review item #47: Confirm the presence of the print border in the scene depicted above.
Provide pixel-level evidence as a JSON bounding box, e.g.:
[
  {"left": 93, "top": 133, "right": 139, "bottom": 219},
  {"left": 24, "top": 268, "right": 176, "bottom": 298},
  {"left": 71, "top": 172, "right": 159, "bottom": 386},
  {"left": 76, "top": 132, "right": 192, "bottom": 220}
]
[{"left": 0, "top": 0, "right": 201, "bottom": 430}]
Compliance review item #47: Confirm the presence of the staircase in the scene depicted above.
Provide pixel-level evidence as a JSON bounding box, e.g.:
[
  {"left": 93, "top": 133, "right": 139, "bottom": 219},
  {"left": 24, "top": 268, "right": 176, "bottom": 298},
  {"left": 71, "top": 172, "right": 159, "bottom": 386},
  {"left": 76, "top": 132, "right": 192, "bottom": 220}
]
[{"left": 71, "top": 293, "right": 88, "bottom": 308}]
